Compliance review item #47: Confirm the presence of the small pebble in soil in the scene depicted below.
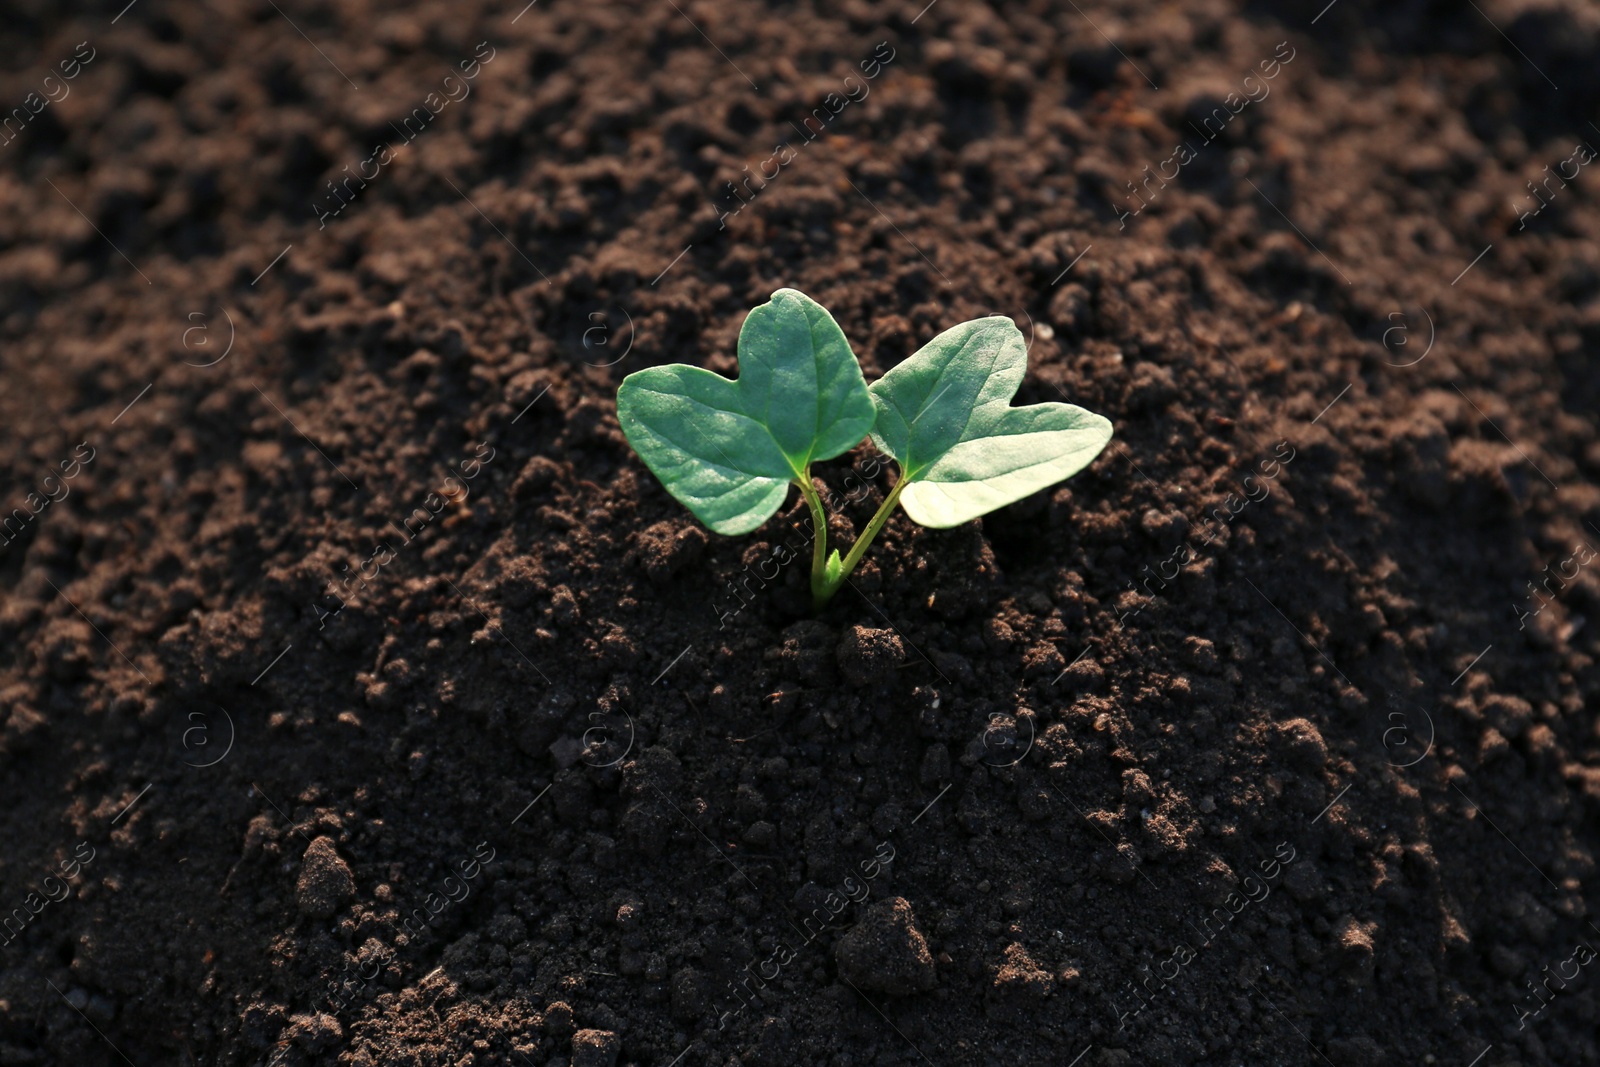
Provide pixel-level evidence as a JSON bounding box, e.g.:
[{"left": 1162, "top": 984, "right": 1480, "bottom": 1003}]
[
  {"left": 543, "top": 1000, "right": 576, "bottom": 1037},
  {"left": 295, "top": 836, "right": 354, "bottom": 918},
  {"left": 833, "top": 896, "right": 937, "bottom": 995},
  {"left": 992, "top": 942, "right": 1054, "bottom": 1001},
  {"left": 836, "top": 625, "right": 905, "bottom": 687},
  {"left": 1275, "top": 718, "right": 1329, "bottom": 768},
  {"left": 571, "top": 1028, "right": 621, "bottom": 1067}
]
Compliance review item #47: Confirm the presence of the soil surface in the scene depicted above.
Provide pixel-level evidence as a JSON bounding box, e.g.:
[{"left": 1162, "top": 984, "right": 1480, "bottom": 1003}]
[{"left": 3, "top": 1, "right": 1600, "bottom": 1065}]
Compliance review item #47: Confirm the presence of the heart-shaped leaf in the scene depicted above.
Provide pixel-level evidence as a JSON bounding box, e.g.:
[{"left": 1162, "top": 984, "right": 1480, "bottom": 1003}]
[
  {"left": 868, "top": 316, "right": 1113, "bottom": 528},
  {"left": 617, "top": 288, "right": 875, "bottom": 535}
]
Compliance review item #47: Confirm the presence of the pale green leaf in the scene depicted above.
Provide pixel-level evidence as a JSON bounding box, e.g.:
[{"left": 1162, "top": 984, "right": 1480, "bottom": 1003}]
[
  {"left": 616, "top": 288, "right": 875, "bottom": 535},
  {"left": 869, "top": 316, "right": 1112, "bottom": 528}
]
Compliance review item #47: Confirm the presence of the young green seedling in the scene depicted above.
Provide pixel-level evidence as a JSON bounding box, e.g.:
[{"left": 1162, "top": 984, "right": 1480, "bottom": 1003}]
[{"left": 617, "top": 288, "right": 1112, "bottom": 610}]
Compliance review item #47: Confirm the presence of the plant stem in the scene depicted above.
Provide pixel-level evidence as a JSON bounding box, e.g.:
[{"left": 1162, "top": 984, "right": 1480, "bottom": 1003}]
[
  {"left": 813, "top": 474, "right": 906, "bottom": 609},
  {"left": 798, "top": 471, "right": 830, "bottom": 607}
]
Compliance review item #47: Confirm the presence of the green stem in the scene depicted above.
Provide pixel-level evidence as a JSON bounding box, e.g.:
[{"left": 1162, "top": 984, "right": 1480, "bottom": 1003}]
[
  {"left": 798, "top": 472, "right": 830, "bottom": 607},
  {"left": 813, "top": 475, "right": 907, "bottom": 610}
]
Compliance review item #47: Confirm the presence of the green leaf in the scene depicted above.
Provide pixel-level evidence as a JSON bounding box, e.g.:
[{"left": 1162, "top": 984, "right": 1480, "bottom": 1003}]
[
  {"left": 736, "top": 289, "right": 877, "bottom": 465},
  {"left": 868, "top": 316, "right": 1113, "bottom": 528},
  {"left": 617, "top": 288, "right": 875, "bottom": 535}
]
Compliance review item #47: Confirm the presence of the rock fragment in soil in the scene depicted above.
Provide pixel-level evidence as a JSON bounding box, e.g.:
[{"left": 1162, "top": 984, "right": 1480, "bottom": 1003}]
[
  {"left": 1275, "top": 717, "right": 1329, "bottom": 768},
  {"left": 836, "top": 625, "right": 905, "bottom": 687},
  {"left": 987, "top": 942, "right": 1055, "bottom": 1021},
  {"left": 992, "top": 942, "right": 1054, "bottom": 1000},
  {"left": 632, "top": 520, "right": 706, "bottom": 581},
  {"left": 833, "top": 896, "right": 937, "bottom": 995},
  {"left": 295, "top": 836, "right": 354, "bottom": 918},
  {"left": 671, "top": 967, "right": 712, "bottom": 1020},
  {"left": 572, "top": 1028, "right": 621, "bottom": 1067},
  {"left": 543, "top": 1000, "right": 576, "bottom": 1037}
]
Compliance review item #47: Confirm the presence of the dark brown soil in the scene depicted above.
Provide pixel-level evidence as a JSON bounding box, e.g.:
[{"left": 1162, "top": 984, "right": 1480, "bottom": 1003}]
[{"left": 3, "top": 1, "right": 1600, "bottom": 1065}]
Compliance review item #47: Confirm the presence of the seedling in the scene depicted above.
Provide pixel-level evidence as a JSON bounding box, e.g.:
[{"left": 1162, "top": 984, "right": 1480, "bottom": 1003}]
[{"left": 617, "top": 288, "right": 1112, "bottom": 609}]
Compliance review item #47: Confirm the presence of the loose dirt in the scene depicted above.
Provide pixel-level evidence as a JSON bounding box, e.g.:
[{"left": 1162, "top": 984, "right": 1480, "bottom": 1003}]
[{"left": 2, "top": 1, "right": 1599, "bottom": 1065}]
